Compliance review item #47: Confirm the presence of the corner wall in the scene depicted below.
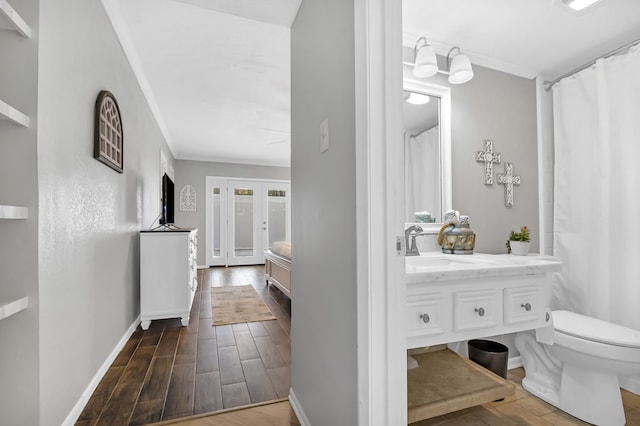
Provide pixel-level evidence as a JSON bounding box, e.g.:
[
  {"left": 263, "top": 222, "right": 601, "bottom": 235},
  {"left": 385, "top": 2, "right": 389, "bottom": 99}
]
[
  {"left": 37, "top": 0, "right": 174, "bottom": 423},
  {"left": 290, "top": 0, "right": 358, "bottom": 423}
]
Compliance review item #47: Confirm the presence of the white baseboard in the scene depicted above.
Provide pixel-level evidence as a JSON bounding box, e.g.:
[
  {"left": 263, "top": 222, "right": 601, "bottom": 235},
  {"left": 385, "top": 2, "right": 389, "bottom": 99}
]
[
  {"left": 620, "top": 375, "right": 640, "bottom": 395},
  {"left": 197, "top": 264, "right": 208, "bottom": 269},
  {"left": 289, "top": 388, "right": 311, "bottom": 426},
  {"left": 508, "top": 355, "right": 523, "bottom": 370},
  {"left": 62, "top": 315, "right": 141, "bottom": 426}
]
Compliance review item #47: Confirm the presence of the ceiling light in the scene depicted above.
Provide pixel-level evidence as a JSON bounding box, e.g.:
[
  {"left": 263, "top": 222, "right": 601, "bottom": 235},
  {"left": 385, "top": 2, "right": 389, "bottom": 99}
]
[
  {"left": 413, "top": 37, "right": 439, "bottom": 78},
  {"left": 446, "top": 47, "right": 474, "bottom": 84},
  {"left": 406, "top": 93, "right": 430, "bottom": 105},
  {"left": 564, "top": 0, "right": 601, "bottom": 11}
]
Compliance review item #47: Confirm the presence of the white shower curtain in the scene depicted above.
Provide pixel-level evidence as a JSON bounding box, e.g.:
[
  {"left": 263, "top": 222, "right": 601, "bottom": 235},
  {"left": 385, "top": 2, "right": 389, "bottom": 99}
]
[
  {"left": 405, "top": 126, "right": 440, "bottom": 222},
  {"left": 552, "top": 44, "right": 640, "bottom": 332}
]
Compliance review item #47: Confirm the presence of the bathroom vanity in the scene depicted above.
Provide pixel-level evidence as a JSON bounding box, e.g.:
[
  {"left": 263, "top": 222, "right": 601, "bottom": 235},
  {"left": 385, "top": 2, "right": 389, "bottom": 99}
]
[{"left": 406, "top": 252, "right": 562, "bottom": 422}]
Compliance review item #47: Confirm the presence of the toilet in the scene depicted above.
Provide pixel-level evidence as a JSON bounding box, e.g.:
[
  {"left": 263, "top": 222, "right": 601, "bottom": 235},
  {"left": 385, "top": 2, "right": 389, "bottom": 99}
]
[{"left": 516, "top": 310, "right": 640, "bottom": 426}]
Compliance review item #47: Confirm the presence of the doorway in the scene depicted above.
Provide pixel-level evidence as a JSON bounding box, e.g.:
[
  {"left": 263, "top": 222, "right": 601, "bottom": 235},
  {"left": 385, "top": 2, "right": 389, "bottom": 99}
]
[{"left": 205, "top": 177, "right": 291, "bottom": 267}]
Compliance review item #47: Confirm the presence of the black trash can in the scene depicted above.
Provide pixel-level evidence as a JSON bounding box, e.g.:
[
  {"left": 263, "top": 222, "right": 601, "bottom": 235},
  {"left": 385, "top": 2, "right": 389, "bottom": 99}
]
[{"left": 467, "top": 339, "right": 509, "bottom": 379}]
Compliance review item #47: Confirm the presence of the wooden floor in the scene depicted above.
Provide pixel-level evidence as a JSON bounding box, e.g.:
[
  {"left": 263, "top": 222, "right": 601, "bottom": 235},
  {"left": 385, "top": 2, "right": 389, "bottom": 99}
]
[
  {"left": 412, "top": 367, "right": 640, "bottom": 425},
  {"left": 76, "top": 265, "right": 291, "bottom": 425},
  {"left": 155, "top": 372, "right": 640, "bottom": 426}
]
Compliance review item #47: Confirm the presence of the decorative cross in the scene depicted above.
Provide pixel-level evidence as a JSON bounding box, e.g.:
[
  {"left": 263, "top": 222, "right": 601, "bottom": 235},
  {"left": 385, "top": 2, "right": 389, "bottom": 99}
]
[
  {"left": 497, "top": 163, "right": 521, "bottom": 207},
  {"left": 475, "top": 140, "right": 501, "bottom": 185}
]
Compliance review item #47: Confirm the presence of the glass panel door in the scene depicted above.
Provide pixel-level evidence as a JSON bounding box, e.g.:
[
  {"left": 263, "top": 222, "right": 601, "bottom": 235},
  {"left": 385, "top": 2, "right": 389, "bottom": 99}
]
[
  {"left": 207, "top": 178, "right": 227, "bottom": 266},
  {"left": 227, "top": 180, "right": 262, "bottom": 265},
  {"left": 262, "top": 183, "right": 291, "bottom": 252}
]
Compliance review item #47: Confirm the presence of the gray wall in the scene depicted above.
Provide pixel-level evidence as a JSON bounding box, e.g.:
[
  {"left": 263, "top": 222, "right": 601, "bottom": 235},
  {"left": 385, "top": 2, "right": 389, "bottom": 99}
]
[
  {"left": 0, "top": 0, "right": 40, "bottom": 423},
  {"left": 37, "top": 0, "right": 174, "bottom": 423},
  {"left": 174, "top": 160, "right": 290, "bottom": 264},
  {"left": 413, "top": 58, "right": 539, "bottom": 253},
  {"left": 291, "top": 0, "right": 358, "bottom": 424}
]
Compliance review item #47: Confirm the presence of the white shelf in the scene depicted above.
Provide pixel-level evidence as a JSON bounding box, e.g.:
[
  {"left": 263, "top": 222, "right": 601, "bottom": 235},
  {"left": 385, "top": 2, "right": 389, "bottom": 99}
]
[
  {"left": 0, "top": 99, "right": 30, "bottom": 127},
  {"left": 0, "top": 297, "right": 28, "bottom": 321},
  {"left": 0, "top": 0, "right": 31, "bottom": 38},
  {"left": 0, "top": 204, "right": 28, "bottom": 219}
]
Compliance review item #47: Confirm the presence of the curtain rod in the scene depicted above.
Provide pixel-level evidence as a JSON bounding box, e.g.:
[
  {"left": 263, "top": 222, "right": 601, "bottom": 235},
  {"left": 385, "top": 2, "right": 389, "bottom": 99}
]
[{"left": 543, "top": 38, "right": 640, "bottom": 91}]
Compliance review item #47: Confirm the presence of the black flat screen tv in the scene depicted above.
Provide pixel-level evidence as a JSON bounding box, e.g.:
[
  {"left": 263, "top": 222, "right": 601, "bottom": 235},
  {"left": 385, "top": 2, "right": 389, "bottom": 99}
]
[{"left": 160, "top": 173, "right": 175, "bottom": 225}]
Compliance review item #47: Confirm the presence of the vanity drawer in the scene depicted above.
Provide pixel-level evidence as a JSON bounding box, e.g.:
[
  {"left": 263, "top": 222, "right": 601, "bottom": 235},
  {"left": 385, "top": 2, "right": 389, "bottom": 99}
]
[
  {"left": 453, "top": 289, "right": 499, "bottom": 332},
  {"left": 407, "top": 293, "right": 446, "bottom": 340},
  {"left": 504, "top": 286, "right": 543, "bottom": 325}
]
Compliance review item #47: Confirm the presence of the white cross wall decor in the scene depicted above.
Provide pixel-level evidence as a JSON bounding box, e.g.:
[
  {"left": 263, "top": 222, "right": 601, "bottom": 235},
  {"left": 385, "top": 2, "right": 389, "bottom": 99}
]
[
  {"left": 475, "top": 140, "right": 501, "bottom": 185},
  {"left": 497, "top": 163, "right": 521, "bottom": 207}
]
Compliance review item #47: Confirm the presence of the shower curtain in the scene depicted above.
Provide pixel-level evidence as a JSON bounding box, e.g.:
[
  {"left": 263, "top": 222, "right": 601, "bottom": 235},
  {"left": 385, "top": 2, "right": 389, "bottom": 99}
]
[
  {"left": 405, "top": 126, "right": 440, "bottom": 222},
  {"left": 552, "top": 44, "right": 640, "bottom": 333}
]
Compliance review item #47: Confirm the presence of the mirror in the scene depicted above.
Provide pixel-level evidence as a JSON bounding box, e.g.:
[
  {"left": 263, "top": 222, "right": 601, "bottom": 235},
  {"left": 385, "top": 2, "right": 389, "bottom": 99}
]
[{"left": 403, "top": 75, "right": 452, "bottom": 226}]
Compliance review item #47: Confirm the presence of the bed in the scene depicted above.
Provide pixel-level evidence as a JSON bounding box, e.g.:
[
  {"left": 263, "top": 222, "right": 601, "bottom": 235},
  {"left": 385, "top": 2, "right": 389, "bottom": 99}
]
[{"left": 264, "top": 240, "right": 292, "bottom": 299}]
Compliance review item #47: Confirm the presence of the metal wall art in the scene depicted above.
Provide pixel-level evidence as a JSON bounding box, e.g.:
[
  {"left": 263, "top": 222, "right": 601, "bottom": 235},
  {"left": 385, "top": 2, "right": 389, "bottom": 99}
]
[
  {"left": 94, "top": 90, "right": 123, "bottom": 173},
  {"left": 475, "top": 140, "right": 501, "bottom": 184},
  {"left": 179, "top": 185, "right": 197, "bottom": 212},
  {"left": 497, "top": 163, "right": 521, "bottom": 207}
]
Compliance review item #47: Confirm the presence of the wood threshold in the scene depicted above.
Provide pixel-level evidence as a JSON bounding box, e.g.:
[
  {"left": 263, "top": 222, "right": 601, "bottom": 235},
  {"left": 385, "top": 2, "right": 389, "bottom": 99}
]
[
  {"left": 149, "top": 398, "right": 289, "bottom": 425},
  {"left": 407, "top": 348, "right": 515, "bottom": 423}
]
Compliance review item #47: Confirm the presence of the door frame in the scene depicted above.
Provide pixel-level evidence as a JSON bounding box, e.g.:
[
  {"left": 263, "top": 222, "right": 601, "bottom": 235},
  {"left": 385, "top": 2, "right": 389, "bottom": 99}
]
[
  {"left": 205, "top": 176, "right": 291, "bottom": 267},
  {"left": 355, "top": 0, "right": 406, "bottom": 424}
]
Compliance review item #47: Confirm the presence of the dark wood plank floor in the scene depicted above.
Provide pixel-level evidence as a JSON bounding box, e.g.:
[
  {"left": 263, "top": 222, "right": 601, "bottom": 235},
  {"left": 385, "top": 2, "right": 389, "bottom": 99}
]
[{"left": 76, "top": 265, "right": 291, "bottom": 425}]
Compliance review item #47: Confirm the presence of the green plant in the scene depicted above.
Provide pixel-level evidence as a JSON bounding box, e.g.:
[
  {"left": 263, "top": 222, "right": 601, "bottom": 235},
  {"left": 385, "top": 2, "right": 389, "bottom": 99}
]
[
  {"left": 509, "top": 226, "right": 531, "bottom": 242},
  {"left": 506, "top": 226, "right": 530, "bottom": 254}
]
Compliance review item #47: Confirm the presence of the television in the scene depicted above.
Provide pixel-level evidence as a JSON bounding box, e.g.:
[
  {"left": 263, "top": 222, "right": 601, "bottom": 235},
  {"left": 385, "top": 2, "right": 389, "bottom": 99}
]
[{"left": 160, "top": 173, "right": 175, "bottom": 225}]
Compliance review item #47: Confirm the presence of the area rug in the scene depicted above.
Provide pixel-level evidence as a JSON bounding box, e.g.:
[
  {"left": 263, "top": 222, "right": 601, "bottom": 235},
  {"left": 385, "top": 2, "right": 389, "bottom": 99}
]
[{"left": 211, "top": 285, "right": 276, "bottom": 326}]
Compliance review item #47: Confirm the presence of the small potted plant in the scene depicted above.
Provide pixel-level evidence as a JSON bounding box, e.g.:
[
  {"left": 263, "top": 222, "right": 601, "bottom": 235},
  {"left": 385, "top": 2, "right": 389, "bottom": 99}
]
[{"left": 506, "top": 226, "right": 531, "bottom": 256}]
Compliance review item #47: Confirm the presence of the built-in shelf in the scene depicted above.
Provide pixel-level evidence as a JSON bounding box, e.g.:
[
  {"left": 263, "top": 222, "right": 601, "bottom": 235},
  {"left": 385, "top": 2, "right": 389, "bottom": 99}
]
[
  {"left": 0, "top": 99, "right": 30, "bottom": 127},
  {"left": 0, "top": 204, "right": 28, "bottom": 219},
  {"left": 0, "top": 297, "right": 28, "bottom": 321},
  {"left": 0, "top": 0, "right": 31, "bottom": 38}
]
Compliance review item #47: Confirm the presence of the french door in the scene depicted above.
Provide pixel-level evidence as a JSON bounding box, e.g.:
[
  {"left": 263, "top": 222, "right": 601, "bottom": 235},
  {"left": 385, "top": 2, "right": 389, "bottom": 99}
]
[{"left": 205, "top": 177, "right": 291, "bottom": 266}]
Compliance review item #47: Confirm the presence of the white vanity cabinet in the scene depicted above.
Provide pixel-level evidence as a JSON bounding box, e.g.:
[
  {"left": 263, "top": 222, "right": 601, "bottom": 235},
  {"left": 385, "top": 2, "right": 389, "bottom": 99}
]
[
  {"left": 140, "top": 229, "right": 198, "bottom": 330},
  {"left": 406, "top": 254, "right": 561, "bottom": 349}
]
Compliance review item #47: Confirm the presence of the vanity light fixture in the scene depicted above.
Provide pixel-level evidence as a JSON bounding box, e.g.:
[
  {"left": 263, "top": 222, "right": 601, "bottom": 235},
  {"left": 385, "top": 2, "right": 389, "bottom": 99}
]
[
  {"left": 446, "top": 47, "right": 474, "bottom": 84},
  {"left": 413, "top": 37, "right": 439, "bottom": 78},
  {"left": 408, "top": 37, "right": 474, "bottom": 85}
]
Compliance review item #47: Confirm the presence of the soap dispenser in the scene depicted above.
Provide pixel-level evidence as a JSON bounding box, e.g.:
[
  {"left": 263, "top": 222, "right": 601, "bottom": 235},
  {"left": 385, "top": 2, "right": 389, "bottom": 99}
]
[{"left": 437, "top": 211, "right": 476, "bottom": 254}]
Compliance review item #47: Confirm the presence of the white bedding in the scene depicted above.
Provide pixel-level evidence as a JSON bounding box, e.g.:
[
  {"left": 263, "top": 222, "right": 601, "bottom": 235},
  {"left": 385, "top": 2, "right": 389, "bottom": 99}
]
[{"left": 270, "top": 240, "right": 291, "bottom": 260}]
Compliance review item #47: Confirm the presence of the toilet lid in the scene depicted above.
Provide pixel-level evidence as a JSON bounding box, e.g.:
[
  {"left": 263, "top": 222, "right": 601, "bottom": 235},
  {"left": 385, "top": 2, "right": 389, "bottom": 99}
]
[{"left": 553, "top": 310, "right": 640, "bottom": 348}]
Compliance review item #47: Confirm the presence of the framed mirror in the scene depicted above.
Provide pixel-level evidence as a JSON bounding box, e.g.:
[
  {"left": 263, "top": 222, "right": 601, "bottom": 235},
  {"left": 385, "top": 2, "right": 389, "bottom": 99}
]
[{"left": 403, "top": 74, "right": 452, "bottom": 228}]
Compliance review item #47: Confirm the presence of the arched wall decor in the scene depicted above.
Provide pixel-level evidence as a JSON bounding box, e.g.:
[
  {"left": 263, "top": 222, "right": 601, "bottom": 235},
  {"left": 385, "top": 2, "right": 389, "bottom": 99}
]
[{"left": 94, "top": 90, "right": 123, "bottom": 173}]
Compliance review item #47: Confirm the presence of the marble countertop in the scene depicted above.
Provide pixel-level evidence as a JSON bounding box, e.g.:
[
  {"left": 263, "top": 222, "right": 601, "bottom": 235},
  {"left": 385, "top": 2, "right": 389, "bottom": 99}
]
[{"left": 406, "top": 252, "right": 562, "bottom": 283}]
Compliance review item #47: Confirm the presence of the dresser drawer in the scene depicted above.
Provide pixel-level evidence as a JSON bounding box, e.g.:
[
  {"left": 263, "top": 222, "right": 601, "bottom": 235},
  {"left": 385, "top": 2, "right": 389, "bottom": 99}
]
[
  {"left": 504, "top": 285, "right": 543, "bottom": 325},
  {"left": 453, "top": 289, "right": 499, "bottom": 332},
  {"left": 407, "top": 293, "right": 446, "bottom": 339}
]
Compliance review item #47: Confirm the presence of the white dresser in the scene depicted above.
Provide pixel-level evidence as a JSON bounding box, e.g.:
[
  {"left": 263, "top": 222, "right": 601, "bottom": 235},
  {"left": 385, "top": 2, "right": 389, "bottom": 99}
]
[{"left": 140, "top": 228, "right": 198, "bottom": 330}]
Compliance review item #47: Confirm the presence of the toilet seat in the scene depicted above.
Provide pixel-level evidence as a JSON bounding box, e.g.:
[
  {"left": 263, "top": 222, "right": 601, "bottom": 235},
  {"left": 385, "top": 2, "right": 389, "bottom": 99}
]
[{"left": 553, "top": 310, "right": 640, "bottom": 348}]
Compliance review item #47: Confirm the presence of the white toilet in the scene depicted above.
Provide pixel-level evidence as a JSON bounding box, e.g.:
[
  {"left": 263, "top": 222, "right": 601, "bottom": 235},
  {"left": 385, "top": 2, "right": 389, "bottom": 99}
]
[{"left": 516, "top": 310, "right": 640, "bottom": 426}]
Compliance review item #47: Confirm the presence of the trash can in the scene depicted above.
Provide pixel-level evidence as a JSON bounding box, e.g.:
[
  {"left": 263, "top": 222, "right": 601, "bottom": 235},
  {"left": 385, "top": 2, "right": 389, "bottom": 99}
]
[{"left": 467, "top": 339, "right": 509, "bottom": 379}]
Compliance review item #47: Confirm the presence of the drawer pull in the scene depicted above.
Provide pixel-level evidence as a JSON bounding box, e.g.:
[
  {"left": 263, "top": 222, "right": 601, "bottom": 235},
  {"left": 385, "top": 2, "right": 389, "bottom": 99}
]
[
  {"left": 521, "top": 303, "right": 532, "bottom": 312},
  {"left": 474, "top": 307, "right": 485, "bottom": 317},
  {"left": 419, "top": 313, "right": 430, "bottom": 324}
]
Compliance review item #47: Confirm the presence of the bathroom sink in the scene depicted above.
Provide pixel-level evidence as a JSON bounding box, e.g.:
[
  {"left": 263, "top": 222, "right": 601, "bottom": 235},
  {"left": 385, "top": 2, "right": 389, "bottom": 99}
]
[{"left": 405, "top": 252, "right": 562, "bottom": 282}]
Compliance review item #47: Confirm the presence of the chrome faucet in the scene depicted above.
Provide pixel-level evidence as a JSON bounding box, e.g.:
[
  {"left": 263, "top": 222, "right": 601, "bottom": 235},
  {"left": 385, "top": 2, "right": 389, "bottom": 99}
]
[{"left": 405, "top": 225, "right": 423, "bottom": 256}]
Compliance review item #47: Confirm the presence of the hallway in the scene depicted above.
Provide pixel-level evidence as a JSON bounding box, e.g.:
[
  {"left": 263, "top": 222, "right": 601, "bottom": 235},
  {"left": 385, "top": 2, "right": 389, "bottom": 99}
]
[{"left": 76, "top": 266, "right": 291, "bottom": 425}]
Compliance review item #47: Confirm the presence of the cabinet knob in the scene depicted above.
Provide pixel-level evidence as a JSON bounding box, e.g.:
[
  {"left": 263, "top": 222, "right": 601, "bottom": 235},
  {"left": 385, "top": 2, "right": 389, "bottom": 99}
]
[
  {"left": 419, "top": 313, "right": 430, "bottom": 324},
  {"left": 521, "top": 303, "right": 532, "bottom": 312},
  {"left": 474, "top": 307, "right": 485, "bottom": 317}
]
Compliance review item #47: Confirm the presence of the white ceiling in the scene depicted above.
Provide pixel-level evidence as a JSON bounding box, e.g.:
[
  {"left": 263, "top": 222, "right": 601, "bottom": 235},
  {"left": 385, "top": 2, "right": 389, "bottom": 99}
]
[
  {"left": 107, "top": 0, "right": 640, "bottom": 168},
  {"left": 112, "top": 0, "right": 300, "bottom": 167},
  {"left": 403, "top": 0, "right": 640, "bottom": 80}
]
